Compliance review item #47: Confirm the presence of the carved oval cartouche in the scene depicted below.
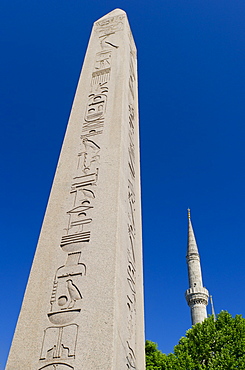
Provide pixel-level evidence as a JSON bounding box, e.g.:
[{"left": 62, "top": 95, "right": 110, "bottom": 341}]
[{"left": 47, "top": 309, "right": 81, "bottom": 325}]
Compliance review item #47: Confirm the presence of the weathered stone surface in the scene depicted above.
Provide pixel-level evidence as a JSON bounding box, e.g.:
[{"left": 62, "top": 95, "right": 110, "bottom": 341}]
[{"left": 6, "top": 9, "right": 145, "bottom": 369}]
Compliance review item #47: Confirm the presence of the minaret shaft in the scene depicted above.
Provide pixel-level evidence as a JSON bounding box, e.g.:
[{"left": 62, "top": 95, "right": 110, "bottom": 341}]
[
  {"left": 185, "top": 210, "right": 209, "bottom": 325},
  {"left": 187, "top": 257, "right": 203, "bottom": 287}
]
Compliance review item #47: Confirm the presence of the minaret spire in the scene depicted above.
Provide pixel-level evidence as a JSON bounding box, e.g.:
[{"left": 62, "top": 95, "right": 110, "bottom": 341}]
[
  {"left": 185, "top": 209, "right": 209, "bottom": 325},
  {"left": 210, "top": 295, "right": 216, "bottom": 321}
]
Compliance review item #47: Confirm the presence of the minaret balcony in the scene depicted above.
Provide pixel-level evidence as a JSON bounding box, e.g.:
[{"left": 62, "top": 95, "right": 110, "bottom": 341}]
[{"left": 185, "top": 286, "right": 209, "bottom": 306}]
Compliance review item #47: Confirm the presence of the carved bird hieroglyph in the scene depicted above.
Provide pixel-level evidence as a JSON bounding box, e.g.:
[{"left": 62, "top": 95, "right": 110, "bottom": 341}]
[{"left": 66, "top": 279, "right": 82, "bottom": 309}]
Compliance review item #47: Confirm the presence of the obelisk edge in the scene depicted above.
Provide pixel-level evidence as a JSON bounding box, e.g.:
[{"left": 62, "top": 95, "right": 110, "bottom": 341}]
[{"left": 95, "top": 8, "right": 126, "bottom": 23}]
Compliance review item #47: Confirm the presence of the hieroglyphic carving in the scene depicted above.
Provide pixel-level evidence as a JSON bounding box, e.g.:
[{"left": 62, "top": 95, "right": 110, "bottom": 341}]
[
  {"left": 92, "top": 69, "right": 110, "bottom": 86},
  {"left": 40, "top": 324, "right": 78, "bottom": 361},
  {"left": 60, "top": 232, "right": 91, "bottom": 249},
  {"left": 95, "top": 14, "right": 124, "bottom": 72},
  {"left": 126, "top": 247, "right": 136, "bottom": 337},
  {"left": 126, "top": 241, "right": 137, "bottom": 367},
  {"left": 58, "top": 21, "right": 115, "bottom": 257},
  {"left": 48, "top": 253, "right": 86, "bottom": 325},
  {"left": 95, "top": 14, "right": 125, "bottom": 37},
  {"left": 95, "top": 50, "right": 112, "bottom": 70},
  {"left": 93, "top": 50, "right": 112, "bottom": 85},
  {"left": 128, "top": 105, "right": 136, "bottom": 180},
  {"left": 82, "top": 83, "right": 109, "bottom": 136},
  {"left": 60, "top": 138, "right": 100, "bottom": 252},
  {"left": 84, "top": 94, "right": 107, "bottom": 123},
  {"left": 71, "top": 173, "right": 98, "bottom": 189},
  {"left": 125, "top": 37, "right": 138, "bottom": 369},
  {"left": 129, "top": 45, "right": 136, "bottom": 100},
  {"left": 127, "top": 178, "right": 136, "bottom": 353},
  {"left": 59, "top": 23, "right": 117, "bottom": 251},
  {"left": 126, "top": 341, "right": 136, "bottom": 369},
  {"left": 39, "top": 13, "right": 126, "bottom": 370},
  {"left": 128, "top": 180, "right": 136, "bottom": 235},
  {"left": 78, "top": 138, "right": 100, "bottom": 174},
  {"left": 39, "top": 364, "right": 74, "bottom": 370}
]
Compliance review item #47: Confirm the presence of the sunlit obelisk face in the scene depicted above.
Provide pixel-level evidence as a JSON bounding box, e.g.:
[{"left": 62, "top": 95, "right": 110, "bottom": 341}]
[{"left": 6, "top": 9, "right": 145, "bottom": 370}]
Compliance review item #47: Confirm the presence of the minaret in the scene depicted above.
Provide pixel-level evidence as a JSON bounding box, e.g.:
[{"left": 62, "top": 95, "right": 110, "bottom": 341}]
[{"left": 185, "top": 209, "right": 209, "bottom": 325}]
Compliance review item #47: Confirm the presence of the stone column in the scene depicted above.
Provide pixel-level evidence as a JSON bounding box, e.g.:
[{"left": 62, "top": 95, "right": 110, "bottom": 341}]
[{"left": 6, "top": 9, "right": 145, "bottom": 369}]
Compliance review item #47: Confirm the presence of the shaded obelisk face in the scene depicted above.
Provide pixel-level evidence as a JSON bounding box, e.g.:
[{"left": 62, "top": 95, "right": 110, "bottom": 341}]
[{"left": 6, "top": 9, "right": 145, "bottom": 370}]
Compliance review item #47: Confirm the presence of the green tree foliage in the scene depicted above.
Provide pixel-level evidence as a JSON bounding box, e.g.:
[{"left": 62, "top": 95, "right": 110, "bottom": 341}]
[{"left": 146, "top": 311, "right": 245, "bottom": 369}]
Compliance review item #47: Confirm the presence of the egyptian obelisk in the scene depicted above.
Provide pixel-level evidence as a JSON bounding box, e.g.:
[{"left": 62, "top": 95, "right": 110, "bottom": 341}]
[{"left": 6, "top": 9, "right": 145, "bottom": 369}]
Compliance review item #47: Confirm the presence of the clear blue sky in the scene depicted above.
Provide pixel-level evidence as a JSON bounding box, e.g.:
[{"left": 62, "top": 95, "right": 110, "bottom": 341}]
[{"left": 1, "top": 0, "right": 245, "bottom": 368}]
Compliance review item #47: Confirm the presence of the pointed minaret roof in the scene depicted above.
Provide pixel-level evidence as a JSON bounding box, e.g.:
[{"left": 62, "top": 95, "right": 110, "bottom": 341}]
[
  {"left": 187, "top": 208, "right": 199, "bottom": 257},
  {"left": 210, "top": 295, "right": 216, "bottom": 321}
]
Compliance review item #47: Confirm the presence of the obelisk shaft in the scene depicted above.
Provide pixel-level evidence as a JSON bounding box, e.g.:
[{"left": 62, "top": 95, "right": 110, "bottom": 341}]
[{"left": 6, "top": 9, "right": 145, "bottom": 369}]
